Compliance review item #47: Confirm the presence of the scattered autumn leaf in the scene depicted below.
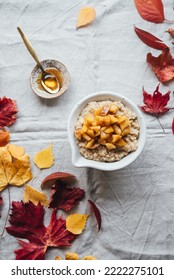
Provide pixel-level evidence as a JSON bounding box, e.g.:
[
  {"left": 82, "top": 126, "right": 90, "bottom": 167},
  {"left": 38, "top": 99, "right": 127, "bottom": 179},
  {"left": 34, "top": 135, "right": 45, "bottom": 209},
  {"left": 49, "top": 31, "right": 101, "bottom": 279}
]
[
  {"left": 0, "top": 148, "right": 32, "bottom": 192},
  {"left": 147, "top": 49, "right": 174, "bottom": 83},
  {"left": 0, "top": 194, "right": 3, "bottom": 218},
  {"left": 6, "top": 201, "right": 76, "bottom": 260},
  {"left": 0, "top": 97, "right": 18, "bottom": 128},
  {"left": 140, "top": 84, "right": 171, "bottom": 115},
  {"left": 0, "top": 130, "right": 10, "bottom": 147},
  {"left": 77, "top": 7, "right": 96, "bottom": 29},
  {"left": 66, "top": 213, "right": 88, "bottom": 235},
  {"left": 134, "top": 0, "right": 165, "bottom": 23},
  {"left": 172, "top": 118, "right": 174, "bottom": 134},
  {"left": 88, "top": 199, "right": 101, "bottom": 231},
  {"left": 83, "top": 255, "right": 97, "bottom": 260},
  {"left": 8, "top": 143, "right": 25, "bottom": 159},
  {"left": 49, "top": 179, "right": 85, "bottom": 211},
  {"left": 65, "top": 252, "right": 80, "bottom": 260},
  {"left": 166, "top": 28, "right": 174, "bottom": 38},
  {"left": 33, "top": 144, "right": 54, "bottom": 169},
  {"left": 24, "top": 185, "right": 49, "bottom": 206},
  {"left": 134, "top": 26, "right": 168, "bottom": 50},
  {"left": 41, "top": 172, "right": 77, "bottom": 189}
]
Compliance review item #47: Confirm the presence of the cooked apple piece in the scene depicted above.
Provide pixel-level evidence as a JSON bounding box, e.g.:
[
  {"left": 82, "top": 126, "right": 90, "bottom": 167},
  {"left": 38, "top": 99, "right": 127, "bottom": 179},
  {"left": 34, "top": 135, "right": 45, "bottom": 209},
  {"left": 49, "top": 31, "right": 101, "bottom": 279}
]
[
  {"left": 91, "top": 120, "right": 98, "bottom": 126},
  {"left": 105, "top": 126, "right": 114, "bottom": 134},
  {"left": 101, "top": 126, "right": 107, "bottom": 131},
  {"left": 88, "top": 143, "right": 100, "bottom": 149},
  {"left": 100, "top": 131, "right": 108, "bottom": 140},
  {"left": 90, "top": 126, "right": 101, "bottom": 132},
  {"left": 100, "top": 105, "right": 110, "bottom": 116},
  {"left": 119, "top": 119, "right": 130, "bottom": 131},
  {"left": 122, "top": 127, "right": 130, "bottom": 136},
  {"left": 112, "top": 134, "right": 122, "bottom": 143},
  {"left": 75, "top": 129, "right": 82, "bottom": 140},
  {"left": 95, "top": 131, "right": 100, "bottom": 137},
  {"left": 94, "top": 107, "right": 102, "bottom": 116},
  {"left": 85, "top": 139, "right": 95, "bottom": 148},
  {"left": 117, "top": 115, "right": 127, "bottom": 123},
  {"left": 95, "top": 116, "right": 104, "bottom": 125},
  {"left": 113, "top": 124, "right": 122, "bottom": 135},
  {"left": 98, "top": 139, "right": 106, "bottom": 145},
  {"left": 110, "top": 115, "right": 118, "bottom": 124},
  {"left": 86, "top": 129, "right": 95, "bottom": 138},
  {"left": 103, "top": 115, "right": 111, "bottom": 126},
  {"left": 105, "top": 143, "right": 116, "bottom": 150},
  {"left": 84, "top": 115, "right": 94, "bottom": 125},
  {"left": 109, "top": 104, "right": 119, "bottom": 114},
  {"left": 116, "top": 139, "right": 126, "bottom": 147},
  {"left": 83, "top": 133, "right": 91, "bottom": 141},
  {"left": 81, "top": 124, "right": 88, "bottom": 134}
]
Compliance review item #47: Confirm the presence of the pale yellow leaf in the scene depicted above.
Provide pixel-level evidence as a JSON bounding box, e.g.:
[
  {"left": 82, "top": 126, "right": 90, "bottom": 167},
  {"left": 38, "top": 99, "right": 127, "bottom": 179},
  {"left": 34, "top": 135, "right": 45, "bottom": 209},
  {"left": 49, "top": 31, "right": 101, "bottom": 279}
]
[
  {"left": 77, "top": 7, "right": 96, "bottom": 29},
  {"left": 33, "top": 144, "right": 54, "bottom": 169},
  {"left": 66, "top": 213, "right": 89, "bottom": 234},
  {"left": 8, "top": 143, "right": 25, "bottom": 159},
  {"left": 24, "top": 185, "right": 49, "bottom": 206},
  {"left": 83, "top": 255, "right": 97, "bottom": 260},
  {"left": 65, "top": 252, "right": 80, "bottom": 260},
  {"left": 55, "top": 256, "right": 62, "bottom": 260}
]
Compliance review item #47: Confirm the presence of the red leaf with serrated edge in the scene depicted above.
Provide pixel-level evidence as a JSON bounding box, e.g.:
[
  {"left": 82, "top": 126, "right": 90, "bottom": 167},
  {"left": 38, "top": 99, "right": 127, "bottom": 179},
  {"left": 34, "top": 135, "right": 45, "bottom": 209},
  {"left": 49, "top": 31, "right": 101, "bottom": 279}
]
[
  {"left": 140, "top": 84, "right": 171, "bottom": 115},
  {"left": 41, "top": 172, "right": 77, "bottom": 189},
  {"left": 6, "top": 201, "right": 76, "bottom": 260},
  {"left": 88, "top": 199, "right": 101, "bottom": 231},
  {"left": 0, "top": 195, "right": 3, "bottom": 218},
  {"left": 134, "top": 0, "right": 165, "bottom": 23},
  {"left": 172, "top": 118, "right": 174, "bottom": 134},
  {"left": 49, "top": 180, "right": 85, "bottom": 211},
  {"left": 134, "top": 26, "right": 168, "bottom": 50},
  {"left": 0, "top": 97, "right": 18, "bottom": 128},
  {"left": 147, "top": 49, "right": 174, "bottom": 83}
]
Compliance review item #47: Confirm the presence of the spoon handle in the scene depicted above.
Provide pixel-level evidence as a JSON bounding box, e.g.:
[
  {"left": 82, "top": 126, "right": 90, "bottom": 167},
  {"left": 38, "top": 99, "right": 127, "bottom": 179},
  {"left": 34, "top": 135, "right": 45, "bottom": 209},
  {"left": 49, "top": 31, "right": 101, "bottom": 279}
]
[{"left": 17, "top": 27, "right": 45, "bottom": 73}]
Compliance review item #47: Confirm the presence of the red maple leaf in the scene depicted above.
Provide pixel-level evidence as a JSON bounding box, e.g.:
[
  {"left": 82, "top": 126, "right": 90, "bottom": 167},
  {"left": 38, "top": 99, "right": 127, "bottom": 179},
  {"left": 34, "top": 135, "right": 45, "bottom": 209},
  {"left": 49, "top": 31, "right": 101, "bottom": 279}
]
[
  {"left": 140, "top": 84, "right": 171, "bottom": 115},
  {"left": 49, "top": 180, "right": 85, "bottom": 211},
  {"left": 0, "top": 195, "right": 3, "bottom": 218},
  {"left": 6, "top": 201, "right": 76, "bottom": 260},
  {"left": 147, "top": 49, "right": 174, "bottom": 83},
  {"left": 0, "top": 97, "right": 18, "bottom": 128}
]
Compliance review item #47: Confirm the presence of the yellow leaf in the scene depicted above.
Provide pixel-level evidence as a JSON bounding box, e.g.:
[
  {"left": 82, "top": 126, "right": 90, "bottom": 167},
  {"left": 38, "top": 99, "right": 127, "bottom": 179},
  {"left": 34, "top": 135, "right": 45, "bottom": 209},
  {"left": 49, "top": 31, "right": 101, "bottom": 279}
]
[
  {"left": 24, "top": 185, "right": 49, "bottom": 206},
  {"left": 77, "top": 7, "right": 96, "bottom": 29},
  {"left": 65, "top": 252, "right": 80, "bottom": 260},
  {"left": 83, "top": 255, "right": 97, "bottom": 260},
  {"left": 33, "top": 144, "right": 54, "bottom": 169},
  {"left": 0, "top": 152, "right": 32, "bottom": 192},
  {"left": 66, "top": 213, "right": 89, "bottom": 234},
  {"left": 8, "top": 143, "right": 25, "bottom": 159},
  {"left": 55, "top": 256, "right": 62, "bottom": 260}
]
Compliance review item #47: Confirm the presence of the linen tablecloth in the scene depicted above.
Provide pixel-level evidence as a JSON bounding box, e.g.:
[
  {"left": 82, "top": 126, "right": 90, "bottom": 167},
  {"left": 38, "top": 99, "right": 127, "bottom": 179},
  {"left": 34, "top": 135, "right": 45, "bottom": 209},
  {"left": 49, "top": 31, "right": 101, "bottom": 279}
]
[{"left": 0, "top": 0, "right": 174, "bottom": 260}]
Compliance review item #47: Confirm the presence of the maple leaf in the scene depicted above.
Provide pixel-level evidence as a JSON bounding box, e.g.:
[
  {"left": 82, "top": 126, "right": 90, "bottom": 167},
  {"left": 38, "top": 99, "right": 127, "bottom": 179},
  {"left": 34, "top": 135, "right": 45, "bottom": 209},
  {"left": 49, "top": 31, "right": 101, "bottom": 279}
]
[
  {"left": 0, "top": 130, "right": 10, "bottom": 147},
  {"left": 49, "top": 179, "right": 85, "bottom": 211},
  {"left": 140, "top": 84, "right": 171, "bottom": 115},
  {"left": 147, "top": 49, "right": 174, "bottom": 83},
  {"left": 0, "top": 194, "right": 3, "bottom": 218},
  {"left": 76, "top": 7, "right": 96, "bottom": 29},
  {"left": 6, "top": 201, "right": 76, "bottom": 260},
  {"left": 134, "top": 0, "right": 165, "bottom": 23},
  {"left": 134, "top": 26, "right": 168, "bottom": 50},
  {"left": 0, "top": 97, "right": 18, "bottom": 128},
  {"left": 0, "top": 147, "right": 32, "bottom": 191}
]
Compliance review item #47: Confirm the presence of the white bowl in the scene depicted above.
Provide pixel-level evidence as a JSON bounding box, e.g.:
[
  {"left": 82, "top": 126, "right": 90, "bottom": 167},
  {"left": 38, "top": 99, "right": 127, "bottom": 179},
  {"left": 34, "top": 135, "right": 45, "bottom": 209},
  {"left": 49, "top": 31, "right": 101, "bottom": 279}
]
[{"left": 67, "top": 91, "right": 146, "bottom": 171}]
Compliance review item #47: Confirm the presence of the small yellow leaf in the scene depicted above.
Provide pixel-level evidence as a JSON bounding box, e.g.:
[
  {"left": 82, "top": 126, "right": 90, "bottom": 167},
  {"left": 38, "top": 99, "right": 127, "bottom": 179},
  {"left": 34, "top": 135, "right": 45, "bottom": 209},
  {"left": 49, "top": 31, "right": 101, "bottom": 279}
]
[
  {"left": 83, "top": 255, "right": 97, "bottom": 260},
  {"left": 33, "top": 144, "right": 54, "bottom": 169},
  {"left": 8, "top": 143, "right": 25, "bottom": 159},
  {"left": 24, "top": 185, "right": 49, "bottom": 206},
  {"left": 55, "top": 256, "right": 62, "bottom": 260},
  {"left": 66, "top": 213, "right": 89, "bottom": 234},
  {"left": 65, "top": 252, "right": 80, "bottom": 260},
  {"left": 77, "top": 7, "right": 96, "bottom": 29}
]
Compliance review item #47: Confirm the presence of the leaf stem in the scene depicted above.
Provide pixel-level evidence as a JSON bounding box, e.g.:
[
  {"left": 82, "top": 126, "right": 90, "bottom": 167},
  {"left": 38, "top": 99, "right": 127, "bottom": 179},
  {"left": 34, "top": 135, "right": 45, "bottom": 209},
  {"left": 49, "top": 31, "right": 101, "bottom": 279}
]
[
  {"left": 156, "top": 116, "right": 165, "bottom": 133},
  {"left": 0, "top": 186, "right": 11, "bottom": 237}
]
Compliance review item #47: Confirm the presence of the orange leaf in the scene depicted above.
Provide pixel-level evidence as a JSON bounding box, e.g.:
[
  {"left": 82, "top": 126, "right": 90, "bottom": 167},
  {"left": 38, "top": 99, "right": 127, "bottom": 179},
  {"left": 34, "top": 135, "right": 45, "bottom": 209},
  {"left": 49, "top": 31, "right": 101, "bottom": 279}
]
[
  {"left": 134, "top": 0, "right": 165, "bottom": 23},
  {"left": 0, "top": 130, "right": 10, "bottom": 147},
  {"left": 77, "top": 7, "right": 96, "bottom": 29}
]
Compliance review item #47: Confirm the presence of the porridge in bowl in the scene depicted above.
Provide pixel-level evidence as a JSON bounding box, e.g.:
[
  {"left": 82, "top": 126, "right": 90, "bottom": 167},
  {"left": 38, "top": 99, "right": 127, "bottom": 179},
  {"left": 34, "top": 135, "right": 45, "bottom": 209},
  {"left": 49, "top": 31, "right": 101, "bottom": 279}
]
[{"left": 74, "top": 100, "right": 140, "bottom": 162}]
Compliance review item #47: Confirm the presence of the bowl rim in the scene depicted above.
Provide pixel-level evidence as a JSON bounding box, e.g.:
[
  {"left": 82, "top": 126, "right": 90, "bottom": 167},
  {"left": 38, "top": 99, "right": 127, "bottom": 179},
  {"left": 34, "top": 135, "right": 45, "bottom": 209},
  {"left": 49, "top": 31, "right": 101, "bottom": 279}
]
[
  {"left": 67, "top": 91, "right": 146, "bottom": 171},
  {"left": 30, "top": 59, "right": 71, "bottom": 99}
]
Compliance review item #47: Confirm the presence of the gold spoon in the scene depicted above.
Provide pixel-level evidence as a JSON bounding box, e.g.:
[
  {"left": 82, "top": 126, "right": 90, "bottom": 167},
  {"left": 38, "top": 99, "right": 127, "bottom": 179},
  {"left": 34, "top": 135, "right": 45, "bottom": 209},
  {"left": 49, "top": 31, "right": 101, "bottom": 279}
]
[{"left": 17, "top": 27, "right": 59, "bottom": 94}]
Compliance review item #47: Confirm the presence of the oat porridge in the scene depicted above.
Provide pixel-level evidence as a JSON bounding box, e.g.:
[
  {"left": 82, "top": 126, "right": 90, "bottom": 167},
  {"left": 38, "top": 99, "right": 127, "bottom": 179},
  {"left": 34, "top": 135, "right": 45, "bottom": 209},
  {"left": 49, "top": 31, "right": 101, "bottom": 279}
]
[{"left": 74, "top": 100, "right": 140, "bottom": 162}]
